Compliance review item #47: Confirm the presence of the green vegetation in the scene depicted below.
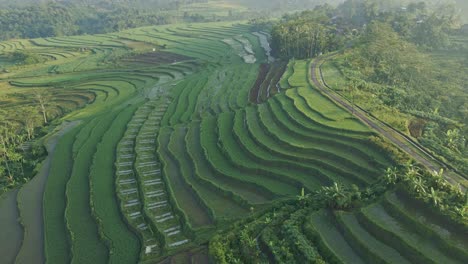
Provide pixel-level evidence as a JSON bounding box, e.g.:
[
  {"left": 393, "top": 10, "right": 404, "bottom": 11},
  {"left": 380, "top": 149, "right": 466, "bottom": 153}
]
[
  {"left": 321, "top": 20, "right": 467, "bottom": 175},
  {"left": 0, "top": 0, "right": 226, "bottom": 41},
  {"left": 89, "top": 105, "right": 142, "bottom": 263},
  {"left": 0, "top": 1, "right": 466, "bottom": 263},
  {"left": 43, "top": 125, "right": 81, "bottom": 264},
  {"left": 211, "top": 164, "right": 467, "bottom": 263}
]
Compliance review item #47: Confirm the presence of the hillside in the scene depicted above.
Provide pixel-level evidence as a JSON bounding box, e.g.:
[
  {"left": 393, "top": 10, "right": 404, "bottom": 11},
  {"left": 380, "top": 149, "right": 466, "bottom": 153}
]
[{"left": 0, "top": 0, "right": 466, "bottom": 263}]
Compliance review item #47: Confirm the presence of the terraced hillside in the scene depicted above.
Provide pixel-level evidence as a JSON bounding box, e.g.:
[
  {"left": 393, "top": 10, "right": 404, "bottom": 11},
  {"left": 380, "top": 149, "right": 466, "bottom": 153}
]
[
  {"left": 210, "top": 179, "right": 468, "bottom": 264},
  {"left": 1, "top": 19, "right": 465, "bottom": 264}
]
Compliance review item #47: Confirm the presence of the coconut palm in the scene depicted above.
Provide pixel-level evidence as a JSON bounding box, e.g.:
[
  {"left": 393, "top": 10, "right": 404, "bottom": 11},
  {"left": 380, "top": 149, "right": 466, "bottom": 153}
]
[
  {"left": 430, "top": 168, "right": 445, "bottom": 187},
  {"left": 412, "top": 176, "right": 426, "bottom": 196},
  {"left": 384, "top": 167, "right": 399, "bottom": 185},
  {"left": 404, "top": 162, "right": 420, "bottom": 181},
  {"left": 428, "top": 187, "right": 442, "bottom": 206},
  {"left": 322, "top": 182, "right": 352, "bottom": 209}
]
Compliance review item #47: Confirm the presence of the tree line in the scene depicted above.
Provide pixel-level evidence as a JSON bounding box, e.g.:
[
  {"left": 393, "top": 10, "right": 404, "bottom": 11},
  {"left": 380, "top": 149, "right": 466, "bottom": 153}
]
[
  {"left": 269, "top": 0, "right": 463, "bottom": 59},
  {"left": 0, "top": 0, "right": 210, "bottom": 41}
]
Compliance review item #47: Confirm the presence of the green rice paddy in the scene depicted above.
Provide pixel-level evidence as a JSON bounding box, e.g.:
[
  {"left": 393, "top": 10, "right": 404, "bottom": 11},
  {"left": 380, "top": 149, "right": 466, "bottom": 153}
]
[{"left": 1, "top": 16, "right": 465, "bottom": 263}]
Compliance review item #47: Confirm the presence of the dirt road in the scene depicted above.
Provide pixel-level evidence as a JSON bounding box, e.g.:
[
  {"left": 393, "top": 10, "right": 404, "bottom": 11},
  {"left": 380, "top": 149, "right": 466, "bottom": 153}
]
[{"left": 0, "top": 189, "right": 23, "bottom": 264}]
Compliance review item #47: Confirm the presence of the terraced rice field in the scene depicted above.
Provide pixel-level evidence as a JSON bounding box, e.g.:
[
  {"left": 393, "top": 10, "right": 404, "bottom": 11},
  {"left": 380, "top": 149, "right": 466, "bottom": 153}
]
[
  {"left": 1, "top": 20, "right": 464, "bottom": 264},
  {"left": 303, "top": 187, "right": 468, "bottom": 264}
]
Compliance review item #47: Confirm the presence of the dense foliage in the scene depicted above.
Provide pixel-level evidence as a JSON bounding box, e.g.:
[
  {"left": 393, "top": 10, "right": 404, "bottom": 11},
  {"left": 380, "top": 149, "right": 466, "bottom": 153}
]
[
  {"left": 0, "top": 109, "right": 47, "bottom": 193},
  {"left": 271, "top": 0, "right": 463, "bottom": 60},
  {"left": 0, "top": 0, "right": 210, "bottom": 40},
  {"left": 271, "top": 9, "right": 346, "bottom": 59}
]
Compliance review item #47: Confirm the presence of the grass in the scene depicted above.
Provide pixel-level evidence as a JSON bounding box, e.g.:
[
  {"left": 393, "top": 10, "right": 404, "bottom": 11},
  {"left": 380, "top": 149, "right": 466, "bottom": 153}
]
[
  {"left": 158, "top": 127, "right": 213, "bottom": 228},
  {"left": 188, "top": 120, "right": 269, "bottom": 204},
  {"left": 257, "top": 103, "right": 379, "bottom": 179},
  {"left": 286, "top": 60, "right": 372, "bottom": 132},
  {"left": 245, "top": 106, "right": 372, "bottom": 187},
  {"left": 320, "top": 60, "right": 347, "bottom": 92},
  {"left": 382, "top": 192, "right": 468, "bottom": 261},
  {"left": 171, "top": 125, "right": 248, "bottom": 219},
  {"left": 200, "top": 115, "right": 286, "bottom": 199},
  {"left": 185, "top": 121, "right": 251, "bottom": 214},
  {"left": 232, "top": 109, "right": 340, "bottom": 188},
  {"left": 89, "top": 104, "right": 142, "bottom": 264},
  {"left": 358, "top": 203, "right": 458, "bottom": 263},
  {"left": 3, "top": 20, "right": 277, "bottom": 263},
  {"left": 43, "top": 124, "right": 81, "bottom": 264},
  {"left": 335, "top": 211, "right": 411, "bottom": 264},
  {"left": 305, "top": 210, "right": 365, "bottom": 264},
  {"left": 217, "top": 112, "right": 303, "bottom": 194},
  {"left": 267, "top": 97, "right": 392, "bottom": 168},
  {"left": 65, "top": 115, "right": 115, "bottom": 264}
]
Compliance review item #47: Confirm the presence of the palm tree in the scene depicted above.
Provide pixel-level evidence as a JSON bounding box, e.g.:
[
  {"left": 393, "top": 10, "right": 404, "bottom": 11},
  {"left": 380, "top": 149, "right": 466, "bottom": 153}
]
[
  {"left": 412, "top": 176, "right": 426, "bottom": 196},
  {"left": 323, "top": 182, "right": 352, "bottom": 209},
  {"left": 384, "top": 167, "right": 399, "bottom": 185},
  {"left": 404, "top": 162, "right": 420, "bottom": 181},
  {"left": 428, "top": 187, "right": 442, "bottom": 206},
  {"left": 430, "top": 168, "right": 445, "bottom": 186},
  {"left": 297, "top": 187, "right": 306, "bottom": 202}
]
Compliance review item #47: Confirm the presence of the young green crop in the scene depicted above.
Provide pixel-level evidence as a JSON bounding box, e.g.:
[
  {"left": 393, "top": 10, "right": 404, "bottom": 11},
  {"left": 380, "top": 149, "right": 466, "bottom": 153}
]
[
  {"left": 66, "top": 114, "right": 118, "bottom": 264},
  {"left": 89, "top": 105, "right": 142, "bottom": 264},
  {"left": 159, "top": 127, "right": 213, "bottom": 228},
  {"left": 43, "top": 124, "right": 82, "bottom": 264}
]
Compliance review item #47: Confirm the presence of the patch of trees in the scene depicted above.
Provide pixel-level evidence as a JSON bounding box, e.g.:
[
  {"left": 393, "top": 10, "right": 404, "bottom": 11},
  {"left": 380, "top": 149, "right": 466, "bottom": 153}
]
[
  {"left": 270, "top": 0, "right": 462, "bottom": 59},
  {"left": 7, "top": 51, "right": 48, "bottom": 65},
  {"left": 0, "top": 0, "right": 210, "bottom": 41},
  {"left": 0, "top": 87, "right": 63, "bottom": 193},
  {"left": 271, "top": 8, "right": 346, "bottom": 59},
  {"left": 0, "top": 107, "right": 47, "bottom": 194}
]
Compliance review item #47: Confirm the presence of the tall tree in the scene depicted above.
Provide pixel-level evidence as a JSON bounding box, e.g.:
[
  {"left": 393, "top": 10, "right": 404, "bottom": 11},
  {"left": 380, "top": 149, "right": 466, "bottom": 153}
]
[
  {"left": 20, "top": 106, "right": 41, "bottom": 140},
  {"left": 32, "top": 88, "right": 53, "bottom": 124}
]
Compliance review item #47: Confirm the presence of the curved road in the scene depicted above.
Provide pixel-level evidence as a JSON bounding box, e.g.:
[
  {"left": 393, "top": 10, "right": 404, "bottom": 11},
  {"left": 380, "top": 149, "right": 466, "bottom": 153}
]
[
  {"left": 14, "top": 120, "right": 80, "bottom": 264},
  {"left": 310, "top": 56, "right": 467, "bottom": 190}
]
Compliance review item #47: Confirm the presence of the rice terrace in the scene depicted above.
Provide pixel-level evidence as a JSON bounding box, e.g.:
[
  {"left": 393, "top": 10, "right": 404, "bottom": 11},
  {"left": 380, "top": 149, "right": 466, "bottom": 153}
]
[{"left": 0, "top": 0, "right": 467, "bottom": 263}]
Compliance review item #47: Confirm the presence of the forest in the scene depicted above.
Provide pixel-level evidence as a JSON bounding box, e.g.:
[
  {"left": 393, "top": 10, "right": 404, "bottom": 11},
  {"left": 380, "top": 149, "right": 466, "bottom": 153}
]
[{"left": 0, "top": 0, "right": 212, "bottom": 40}]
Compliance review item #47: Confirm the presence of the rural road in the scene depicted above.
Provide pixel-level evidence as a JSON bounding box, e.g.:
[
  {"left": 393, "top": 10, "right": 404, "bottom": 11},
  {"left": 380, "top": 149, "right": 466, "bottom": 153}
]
[
  {"left": 14, "top": 120, "right": 80, "bottom": 264},
  {"left": 310, "top": 56, "right": 467, "bottom": 191},
  {"left": 0, "top": 189, "right": 23, "bottom": 264}
]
